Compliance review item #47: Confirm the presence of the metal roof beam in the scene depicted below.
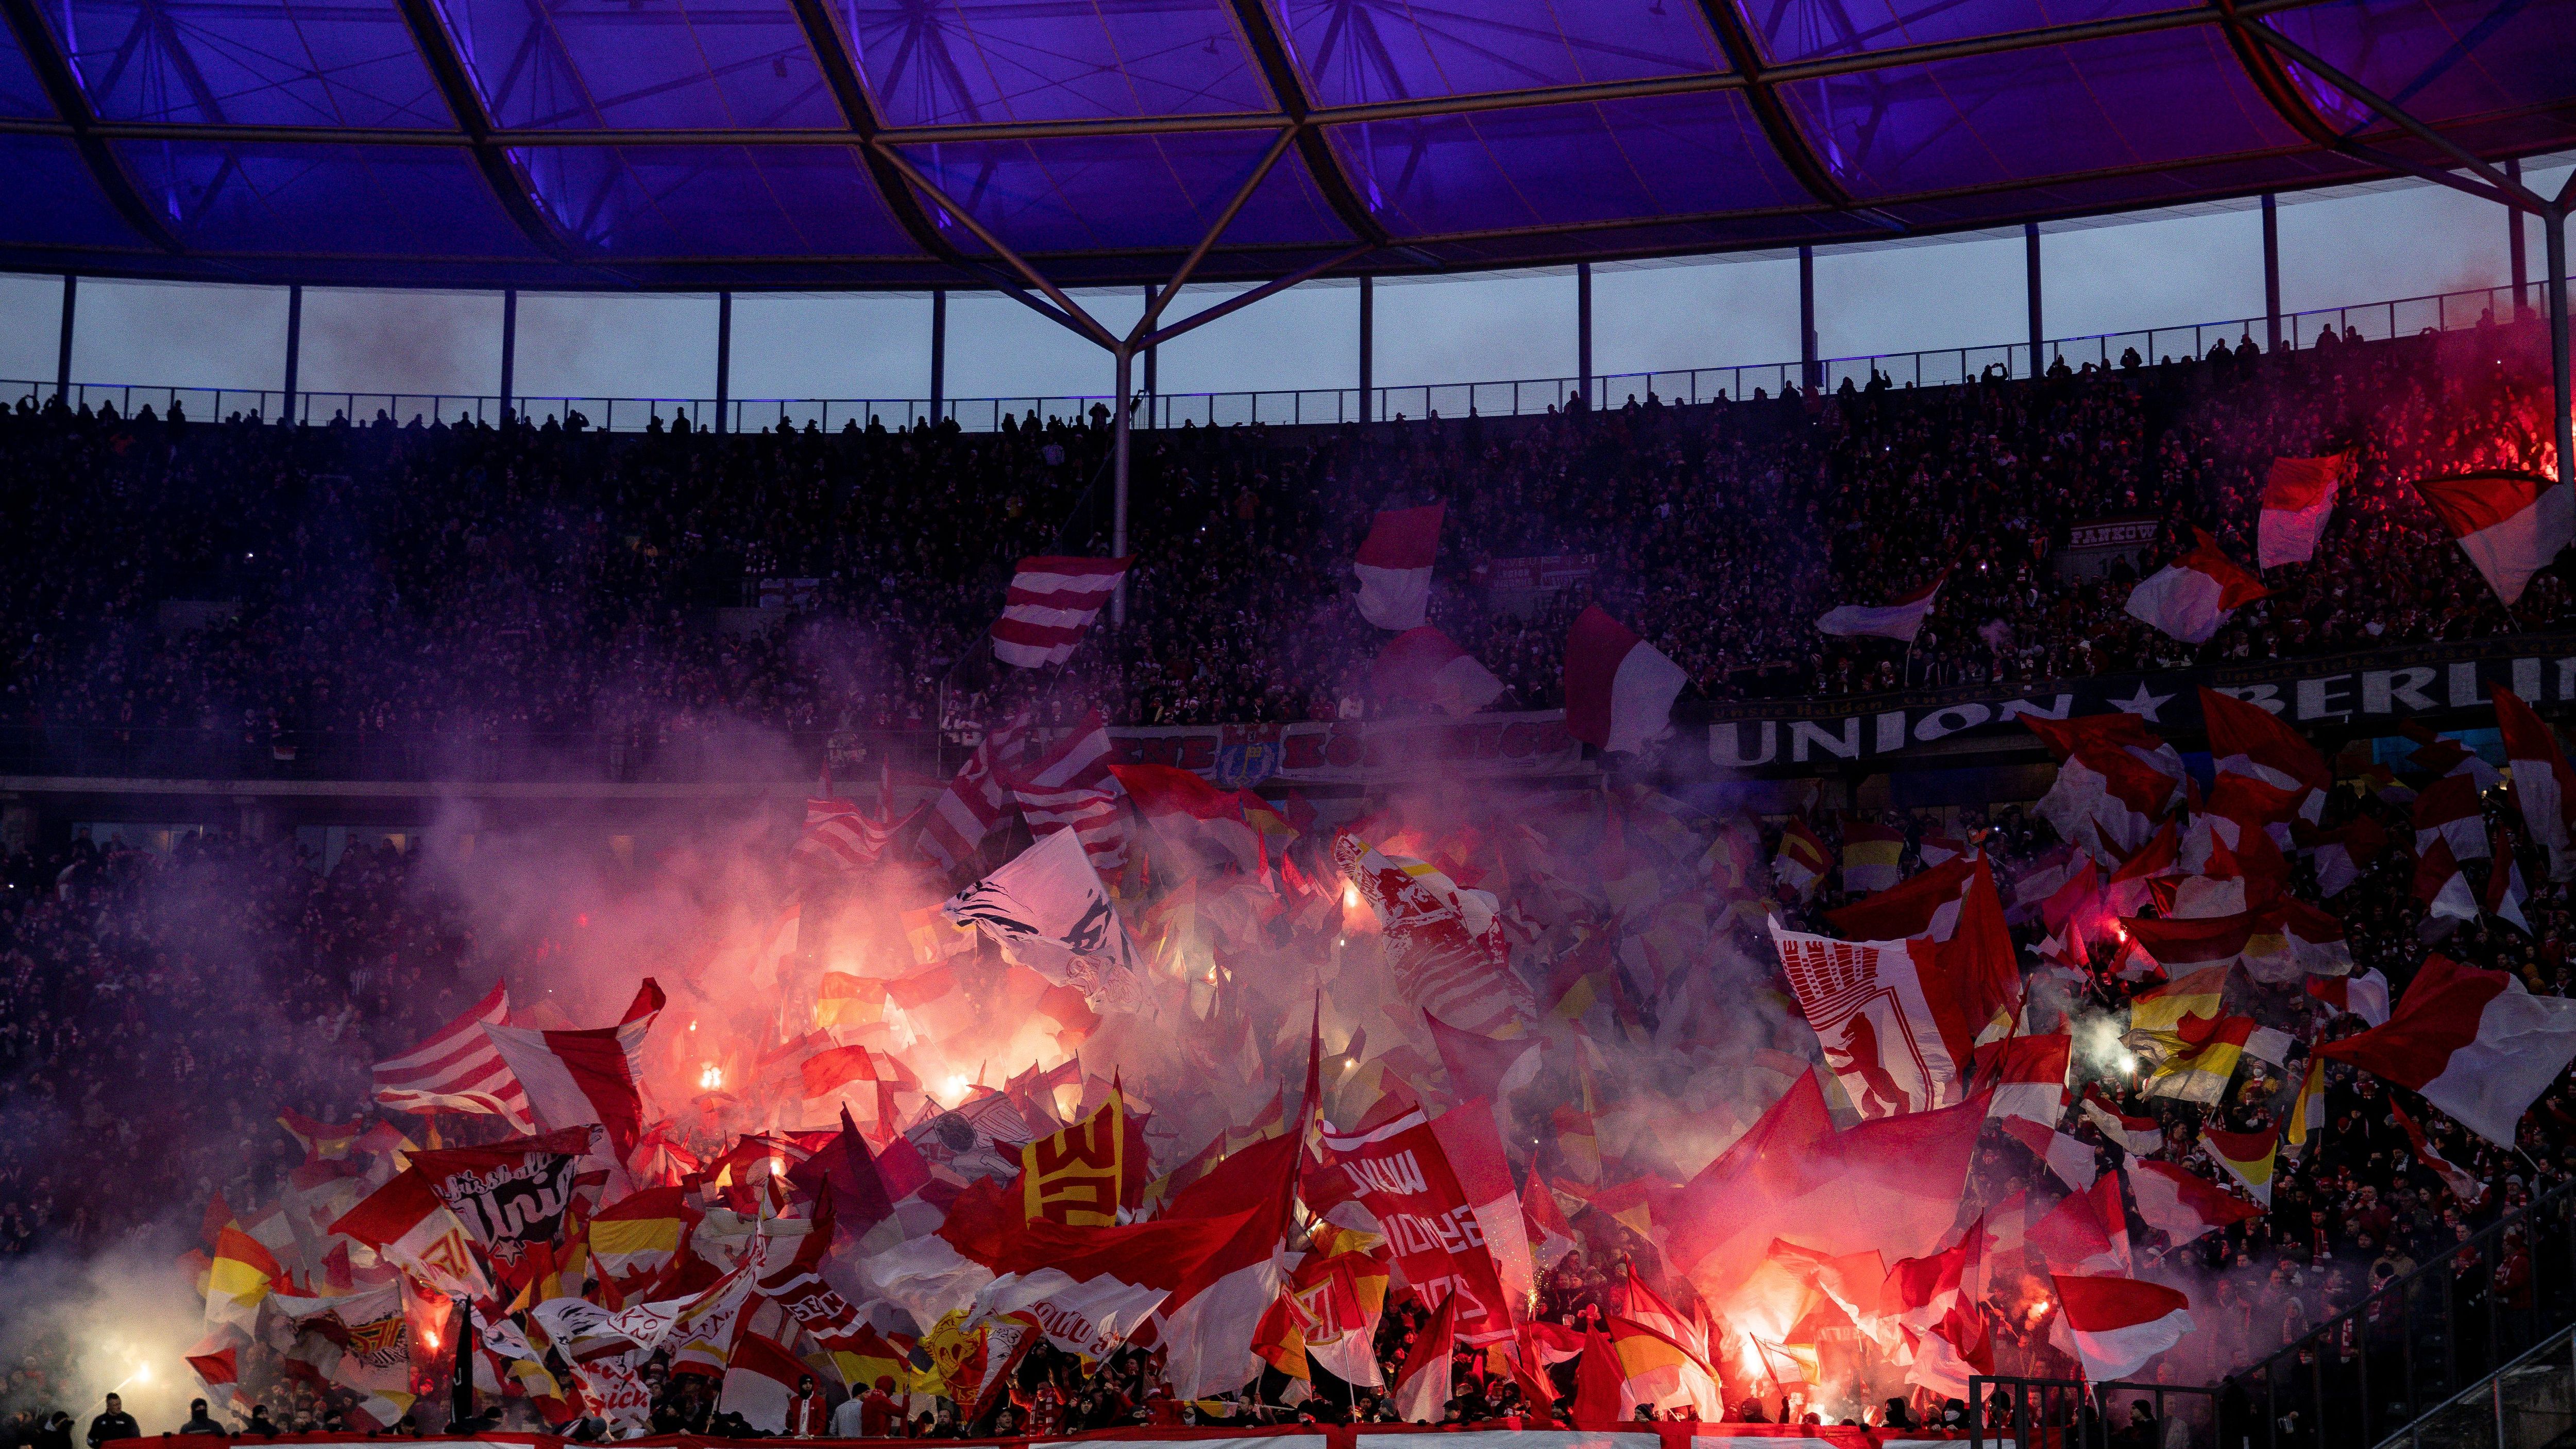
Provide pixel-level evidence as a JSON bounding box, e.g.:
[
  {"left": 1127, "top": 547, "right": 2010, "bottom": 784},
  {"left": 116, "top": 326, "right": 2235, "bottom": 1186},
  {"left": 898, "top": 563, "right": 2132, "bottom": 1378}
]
[
  {"left": 1222, "top": 0, "right": 1386, "bottom": 249},
  {"left": 388, "top": 0, "right": 581, "bottom": 263},
  {"left": 1133, "top": 125, "right": 1298, "bottom": 340},
  {"left": 779, "top": 0, "right": 961, "bottom": 265},
  {"left": 2235, "top": 19, "right": 2549, "bottom": 211},
  {"left": 1139, "top": 244, "right": 1371, "bottom": 350},
  {"left": 1694, "top": 0, "right": 1857, "bottom": 211},
  {"left": 0, "top": 0, "right": 183, "bottom": 252},
  {"left": 871, "top": 143, "right": 1121, "bottom": 350}
]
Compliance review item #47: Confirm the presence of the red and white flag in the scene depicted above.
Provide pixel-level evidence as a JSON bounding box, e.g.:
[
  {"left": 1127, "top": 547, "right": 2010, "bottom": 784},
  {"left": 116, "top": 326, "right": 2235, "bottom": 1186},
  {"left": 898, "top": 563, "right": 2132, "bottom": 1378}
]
[
  {"left": 2124, "top": 1160, "right": 2261, "bottom": 1245},
  {"left": 1352, "top": 504, "right": 1442, "bottom": 629},
  {"left": 1391, "top": 1286, "right": 1460, "bottom": 1422},
  {"left": 791, "top": 767, "right": 910, "bottom": 876},
  {"left": 2025, "top": 713, "right": 2185, "bottom": 864},
  {"left": 371, "top": 982, "right": 532, "bottom": 1129},
  {"left": 1108, "top": 763, "right": 1265, "bottom": 873},
  {"left": 2487, "top": 820, "right": 2532, "bottom": 933},
  {"left": 2414, "top": 470, "right": 2573, "bottom": 606},
  {"left": 2028, "top": 1172, "right": 2128, "bottom": 1273},
  {"left": 2199, "top": 1121, "right": 2279, "bottom": 1206},
  {"left": 2124, "top": 529, "right": 2269, "bottom": 643},
  {"left": 2495, "top": 685, "right": 2576, "bottom": 880},
  {"left": 971, "top": 1208, "right": 1259, "bottom": 1363},
  {"left": 1563, "top": 605, "right": 1687, "bottom": 756},
  {"left": 2318, "top": 953, "right": 2576, "bottom": 1145},
  {"left": 2080, "top": 1090, "right": 2165, "bottom": 1156},
  {"left": 2258, "top": 455, "right": 2347, "bottom": 567},
  {"left": 1372, "top": 626, "right": 1506, "bottom": 714},
  {"left": 2200, "top": 687, "right": 2328, "bottom": 820},
  {"left": 2413, "top": 774, "right": 2491, "bottom": 861},
  {"left": 1826, "top": 853, "right": 1976, "bottom": 942},
  {"left": 1817, "top": 575, "right": 1944, "bottom": 642},
  {"left": 1768, "top": 920, "right": 1973, "bottom": 1118},
  {"left": 1980, "top": 1033, "right": 2072, "bottom": 1128},
  {"left": 2307, "top": 815, "right": 2387, "bottom": 898},
  {"left": 1312, "top": 1107, "right": 1519, "bottom": 1346},
  {"left": 328, "top": 1167, "right": 493, "bottom": 1301},
  {"left": 2415, "top": 838, "right": 2481, "bottom": 928},
  {"left": 719, "top": 1332, "right": 817, "bottom": 1434},
  {"left": 2307, "top": 967, "right": 2393, "bottom": 1027},
  {"left": 480, "top": 980, "right": 665, "bottom": 1162},
  {"left": 990, "top": 556, "right": 1131, "bottom": 668},
  {"left": 2001, "top": 1114, "right": 2098, "bottom": 1192},
  {"left": 2049, "top": 1274, "right": 2193, "bottom": 1381},
  {"left": 2392, "top": 1099, "right": 2488, "bottom": 1206},
  {"left": 920, "top": 720, "right": 1023, "bottom": 872},
  {"left": 1005, "top": 712, "right": 1129, "bottom": 870},
  {"left": 1148, "top": 1133, "right": 1300, "bottom": 1398}
]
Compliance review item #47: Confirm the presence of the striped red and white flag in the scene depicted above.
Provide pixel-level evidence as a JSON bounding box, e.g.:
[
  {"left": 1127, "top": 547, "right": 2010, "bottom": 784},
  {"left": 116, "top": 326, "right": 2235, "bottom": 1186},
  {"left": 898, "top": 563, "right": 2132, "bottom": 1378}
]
[
  {"left": 990, "top": 556, "right": 1132, "bottom": 668},
  {"left": 2257, "top": 454, "right": 2348, "bottom": 567},
  {"left": 370, "top": 982, "right": 533, "bottom": 1129},
  {"left": 920, "top": 721, "right": 1025, "bottom": 872},
  {"left": 1006, "top": 712, "right": 1130, "bottom": 870}
]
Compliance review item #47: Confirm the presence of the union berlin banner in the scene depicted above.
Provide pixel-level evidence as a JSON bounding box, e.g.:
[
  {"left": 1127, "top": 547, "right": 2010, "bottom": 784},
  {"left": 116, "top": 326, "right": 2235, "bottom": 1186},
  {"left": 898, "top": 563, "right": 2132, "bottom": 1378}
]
[
  {"left": 1692, "top": 634, "right": 2576, "bottom": 772},
  {"left": 1310, "top": 1110, "right": 1518, "bottom": 1347}
]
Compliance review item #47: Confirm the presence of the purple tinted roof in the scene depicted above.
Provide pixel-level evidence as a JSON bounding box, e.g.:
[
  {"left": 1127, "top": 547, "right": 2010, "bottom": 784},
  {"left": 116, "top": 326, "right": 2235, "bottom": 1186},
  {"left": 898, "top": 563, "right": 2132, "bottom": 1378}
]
[{"left": 1, "top": 0, "right": 2569, "bottom": 287}]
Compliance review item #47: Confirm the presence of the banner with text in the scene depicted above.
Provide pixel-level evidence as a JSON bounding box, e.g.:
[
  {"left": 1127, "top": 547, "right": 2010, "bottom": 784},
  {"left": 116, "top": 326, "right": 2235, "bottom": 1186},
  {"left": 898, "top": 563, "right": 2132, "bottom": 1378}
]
[{"left": 1692, "top": 635, "right": 2576, "bottom": 773}]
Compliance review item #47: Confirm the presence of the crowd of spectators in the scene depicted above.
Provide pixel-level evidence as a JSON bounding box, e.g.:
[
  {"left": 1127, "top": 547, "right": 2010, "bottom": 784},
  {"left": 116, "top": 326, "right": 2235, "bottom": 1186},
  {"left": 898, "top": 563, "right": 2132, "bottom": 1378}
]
[{"left": 2, "top": 313, "right": 2566, "bottom": 778}]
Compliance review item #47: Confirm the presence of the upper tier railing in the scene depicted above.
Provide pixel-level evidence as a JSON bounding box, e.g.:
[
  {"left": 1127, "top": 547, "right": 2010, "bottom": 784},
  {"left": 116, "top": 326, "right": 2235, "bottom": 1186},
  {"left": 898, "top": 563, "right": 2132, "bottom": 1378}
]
[{"left": 4, "top": 280, "right": 2550, "bottom": 436}]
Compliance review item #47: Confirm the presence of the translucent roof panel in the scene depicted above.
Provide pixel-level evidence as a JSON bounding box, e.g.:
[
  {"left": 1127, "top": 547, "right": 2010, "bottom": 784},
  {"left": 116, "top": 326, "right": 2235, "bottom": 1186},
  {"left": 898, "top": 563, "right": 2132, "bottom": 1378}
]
[
  {"left": 515, "top": 144, "right": 916, "bottom": 256},
  {"left": 839, "top": 0, "right": 1275, "bottom": 127},
  {"left": 433, "top": 0, "right": 844, "bottom": 130},
  {"left": 47, "top": 0, "right": 452, "bottom": 127},
  {"left": 3, "top": 0, "right": 2574, "bottom": 286},
  {"left": 1326, "top": 93, "right": 1810, "bottom": 238},
  {"left": 1780, "top": 27, "right": 2308, "bottom": 199},
  {"left": 0, "top": 16, "right": 54, "bottom": 116},
  {"left": 2259, "top": 0, "right": 2576, "bottom": 133},
  {"left": 112, "top": 140, "right": 546, "bottom": 255},
  {"left": 894, "top": 130, "right": 1349, "bottom": 254},
  {"left": 2, "top": 135, "right": 149, "bottom": 247},
  {"left": 1754, "top": 0, "right": 2183, "bottom": 65},
  {"left": 1270, "top": 0, "right": 1726, "bottom": 106}
]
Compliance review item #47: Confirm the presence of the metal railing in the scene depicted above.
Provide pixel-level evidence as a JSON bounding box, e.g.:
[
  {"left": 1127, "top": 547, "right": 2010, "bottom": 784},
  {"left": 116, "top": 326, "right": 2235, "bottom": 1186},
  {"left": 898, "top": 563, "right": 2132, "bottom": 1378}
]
[
  {"left": 2227, "top": 1170, "right": 2576, "bottom": 1449},
  {"left": 4, "top": 280, "right": 2552, "bottom": 435},
  {"left": 1971, "top": 1375, "right": 2218, "bottom": 1449}
]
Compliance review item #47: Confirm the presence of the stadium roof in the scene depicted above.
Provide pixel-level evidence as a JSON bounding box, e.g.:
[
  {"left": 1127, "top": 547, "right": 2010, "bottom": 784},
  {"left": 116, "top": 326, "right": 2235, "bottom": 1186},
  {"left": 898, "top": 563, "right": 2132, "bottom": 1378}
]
[{"left": 0, "top": 0, "right": 2570, "bottom": 292}]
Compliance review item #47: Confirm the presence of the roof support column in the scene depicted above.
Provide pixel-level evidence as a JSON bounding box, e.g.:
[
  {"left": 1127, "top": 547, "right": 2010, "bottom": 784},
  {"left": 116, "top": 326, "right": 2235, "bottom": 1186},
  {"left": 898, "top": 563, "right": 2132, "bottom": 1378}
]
[
  {"left": 2547, "top": 210, "right": 2572, "bottom": 495},
  {"left": 1798, "top": 246, "right": 1818, "bottom": 391},
  {"left": 715, "top": 291, "right": 732, "bottom": 436},
  {"left": 1141, "top": 284, "right": 1158, "bottom": 429},
  {"left": 929, "top": 288, "right": 946, "bottom": 427},
  {"left": 1112, "top": 345, "right": 1132, "bottom": 626},
  {"left": 54, "top": 274, "right": 74, "bottom": 405},
  {"left": 2509, "top": 160, "right": 2530, "bottom": 319},
  {"left": 499, "top": 288, "right": 517, "bottom": 424},
  {"left": 2262, "top": 194, "right": 2282, "bottom": 350},
  {"left": 2024, "top": 223, "right": 2043, "bottom": 377},
  {"left": 283, "top": 283, "right": 303, "bottom": 426},
  {"left": 1577, "top": 262, "right": 1594, "bottom": 410},
  {"left": 1359, "top": 276, "right": 1374, "bottom": 424}
]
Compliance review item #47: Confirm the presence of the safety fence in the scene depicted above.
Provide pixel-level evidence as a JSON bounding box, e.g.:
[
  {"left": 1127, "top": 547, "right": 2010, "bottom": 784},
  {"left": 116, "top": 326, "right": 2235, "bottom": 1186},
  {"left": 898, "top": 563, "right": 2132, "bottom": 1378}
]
[{"left": 5, "top": 280, "right": 2548, "bottom": 436}]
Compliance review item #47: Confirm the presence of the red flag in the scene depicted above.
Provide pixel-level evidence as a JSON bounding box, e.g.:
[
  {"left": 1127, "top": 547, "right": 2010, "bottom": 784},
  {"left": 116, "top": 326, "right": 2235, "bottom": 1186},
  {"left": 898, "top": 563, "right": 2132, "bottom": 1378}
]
[
  {"left": 990, "top": 556, "right": 1131, "bottom": 667},
  {"left": 370, "top": 980, "right": 531, "bottom": 1127},
  {"left": 1353, "top": 505, "right": 1442, "bottom": 630},
  {"left": 1392, "top": 1287, "right": 1460, "bottom": 1422},
  {"left": 2413, "top": 470, "right": 2572, "bottom": 605},
  {"left": 2316, "top": 953, "right": 2576, "bottom": 1146},
  {"left": 2124, "top": 529, "right": 2268, "bottom": 643},
  {"left": 1563, "top": 605, "right": 1686, "bottom": 755}
]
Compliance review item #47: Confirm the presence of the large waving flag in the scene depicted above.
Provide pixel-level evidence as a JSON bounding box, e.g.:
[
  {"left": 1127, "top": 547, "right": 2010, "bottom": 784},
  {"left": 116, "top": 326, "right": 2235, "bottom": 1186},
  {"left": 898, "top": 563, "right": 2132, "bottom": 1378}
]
[
  {"left": 2316, "top": 953, "right": 2576, "bottom": 1146},
  {"left": 991, "top": 556, "right": 1132, "bottom": 667},
  {"left": 328, "top": 1167, "right": 493, "bottom": 1301},
  {"left": 1148, "top": 1132, "right": 1302, "bottom": 1398},
  {"left": 1372, "top": 626, "right": 1507, "bottom": 714},
  {"left": 1817, "top": 574, "right": 1944, "bottom": 641},
  {"left": 1352, "top": 504, "right": 1443, "bottom": 629},
  {"left": 1003, "top": 712, "right": 1129, "bottom": 870},
  {"left": 2125, "top": 1160, "right": 2261, "bottom": 1245},
  {"left": 2258, "top": 454, "right": 2347, "bottom": 566},
  {"left": 1769, "top": 918, "right": 1974, "bottom": 1118},
  {"left": 480, "top": 980, "right": 664, "bottom": 1163},
  {"left": 2124, "top": 529, "right": 2268, "bottom": 643},
  {"left": 2025, "top": 712, "right": 2185, "bottom": 863},
  {"left": 943, "top": 826, "right": 1145, "bottom": 1011},
  {"left": 2050, "top": 1275, "right": 2192, "bottom": 1381},
  {"left": 370, "top": 981, "right": 532, "bottom": 1128},
  {"left": 2414, "top": 470, "right": 2572, "bottom": 605},
  {"left": 1108, "top": 762, "right": 1267, "bottom": 872},
  {"left": 2200, "top": 687, "right": 2328, "bottom": 819},
  {"left": 204, "top": 1225, "right": 282, "bottom": 1331},
  {"left": 919, "top": 720, "right": 1021, "bottom": 872},
  {"left": 1563, "top": 604, "right": 1687, "bottom": 756},
  {"left": 2495, "top": 685, "right": 2576, "bottom": 880}
]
